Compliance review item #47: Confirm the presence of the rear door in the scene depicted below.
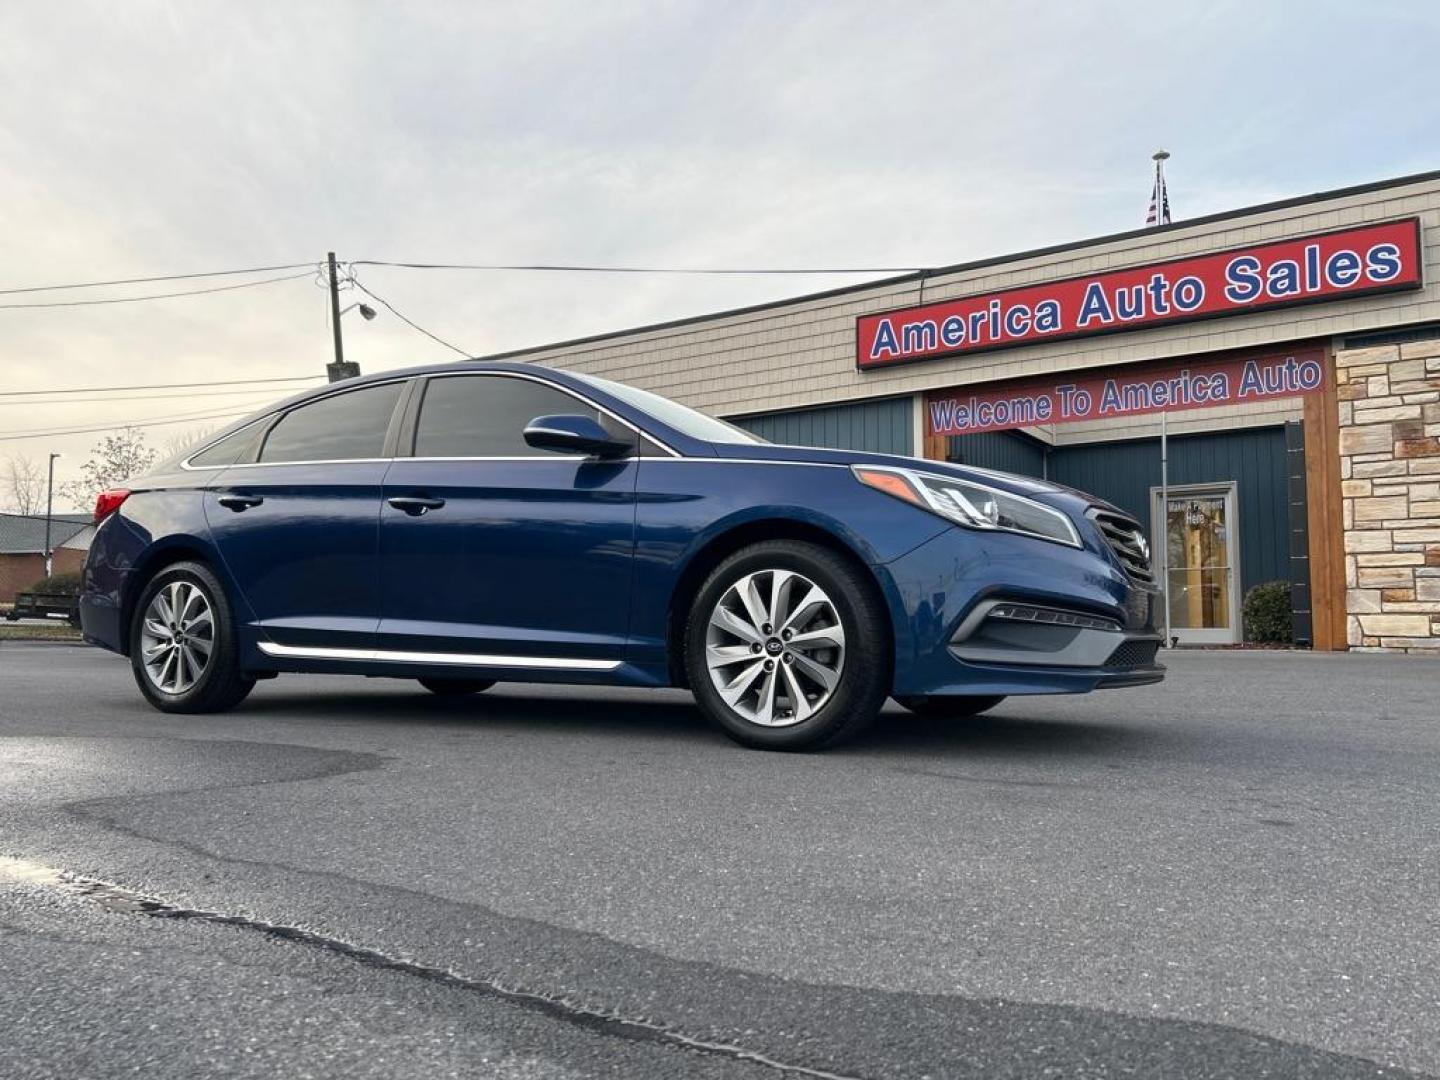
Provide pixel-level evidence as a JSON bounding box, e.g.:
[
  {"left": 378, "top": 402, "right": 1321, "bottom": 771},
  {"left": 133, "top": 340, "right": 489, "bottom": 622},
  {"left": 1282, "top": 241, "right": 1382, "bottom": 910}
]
[
  {"left": 205, "top": 379, "right": 408, "bottom": 652},
  {"left": 376, "top": 372, "right": 641, "bottom": 666}
]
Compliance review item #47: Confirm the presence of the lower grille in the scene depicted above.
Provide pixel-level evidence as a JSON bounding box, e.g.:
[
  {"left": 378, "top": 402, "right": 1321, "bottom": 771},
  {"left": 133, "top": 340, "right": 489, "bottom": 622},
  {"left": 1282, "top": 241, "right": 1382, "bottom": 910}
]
[
  {"left": 1088, "top": 509, "right": 1156, "bottom": 586},
  {"left": 1105, "top": 638, "right": 1161, "bottom": 669}
]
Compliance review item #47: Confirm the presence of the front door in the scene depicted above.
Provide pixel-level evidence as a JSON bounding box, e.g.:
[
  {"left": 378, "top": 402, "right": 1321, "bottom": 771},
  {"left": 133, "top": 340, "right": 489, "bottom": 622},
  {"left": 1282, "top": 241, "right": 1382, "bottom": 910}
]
[
  {"left": 1151, "top": 483, "right": 1241, "bottom": 645},
  {"left": 377, "top": 373, "right": 639, "bottom": 665}
]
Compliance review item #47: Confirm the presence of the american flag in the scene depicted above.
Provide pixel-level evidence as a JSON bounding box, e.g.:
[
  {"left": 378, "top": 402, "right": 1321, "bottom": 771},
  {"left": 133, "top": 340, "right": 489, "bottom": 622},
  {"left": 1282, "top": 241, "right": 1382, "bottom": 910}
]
[{"left": 1146, "top": 158, "right": 1172, "bottom": 226}]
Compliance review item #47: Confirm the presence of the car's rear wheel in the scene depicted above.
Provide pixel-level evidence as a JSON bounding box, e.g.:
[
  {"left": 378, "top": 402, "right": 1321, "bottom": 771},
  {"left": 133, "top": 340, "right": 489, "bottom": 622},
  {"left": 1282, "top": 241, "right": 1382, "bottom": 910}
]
[
  {"left": 685, "top": 540, "right": 889, "bottom": 750},
  {"left": 417, "top": 677, "right": 495, "bottom": 696},
  {"left": 894, "top": 694, "right": 1005, "bottom": 717},
  {"left": 130, "top": 561, "right": 254, "bottom": 714}
]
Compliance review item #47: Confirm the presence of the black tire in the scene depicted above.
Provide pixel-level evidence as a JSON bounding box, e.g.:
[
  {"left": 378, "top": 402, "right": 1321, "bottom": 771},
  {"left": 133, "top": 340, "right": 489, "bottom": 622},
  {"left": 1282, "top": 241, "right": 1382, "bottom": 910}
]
[
  {"left": 894, "top": 694, "right": 1005, "bottom": 718},
  {"left": 684, "top": 540, "right": 889, "bottom": 751},
  {"left": 417, "top": 677, "right": 495, "bottom": 696},
  {"left": 129, "top": 561, "right": 254, "bottom": 714}
]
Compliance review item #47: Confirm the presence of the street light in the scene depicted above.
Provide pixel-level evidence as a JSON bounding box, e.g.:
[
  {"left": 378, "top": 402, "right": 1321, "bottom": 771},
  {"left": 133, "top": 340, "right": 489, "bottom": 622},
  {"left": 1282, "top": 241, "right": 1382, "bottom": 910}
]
[
  {"left": 339, "top": 302, "right": 377, "bottom": 321},
  {"left": 43, "top": 452, "right": 61, "bottom": 579}
]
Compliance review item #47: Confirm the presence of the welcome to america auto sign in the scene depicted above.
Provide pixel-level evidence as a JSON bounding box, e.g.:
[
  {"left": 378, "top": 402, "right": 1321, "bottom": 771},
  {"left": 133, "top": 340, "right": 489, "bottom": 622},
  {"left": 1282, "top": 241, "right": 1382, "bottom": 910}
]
[
  {"left": 925, "top": 346, "right": 1327, "bottom": 437},
  {"left": 856, "top": 218, "right": 1423, "bottom": 371}
]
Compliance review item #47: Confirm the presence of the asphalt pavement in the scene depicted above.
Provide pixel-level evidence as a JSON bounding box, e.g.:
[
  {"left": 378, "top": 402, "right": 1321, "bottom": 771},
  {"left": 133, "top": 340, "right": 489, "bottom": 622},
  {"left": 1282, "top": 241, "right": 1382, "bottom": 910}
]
[{"left": 1, "top": 641, "right": 1437, "bottom": 1079}]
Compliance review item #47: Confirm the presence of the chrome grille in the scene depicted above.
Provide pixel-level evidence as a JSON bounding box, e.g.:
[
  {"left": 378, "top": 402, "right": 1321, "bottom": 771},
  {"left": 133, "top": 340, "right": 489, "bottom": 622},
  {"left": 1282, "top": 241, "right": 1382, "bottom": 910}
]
[{"left": 1088, "top": 509, "right": 1156, "bottom": 585}]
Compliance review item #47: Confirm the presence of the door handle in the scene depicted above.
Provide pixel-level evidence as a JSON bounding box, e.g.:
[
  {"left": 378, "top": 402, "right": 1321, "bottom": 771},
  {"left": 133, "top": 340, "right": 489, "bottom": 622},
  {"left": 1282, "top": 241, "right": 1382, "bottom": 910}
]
[
  {"left": 217, "top": 494, "right": 264, "bottom": 511},
  {"left": 387, "top": 495, "right": 446, "bottom": 517}
]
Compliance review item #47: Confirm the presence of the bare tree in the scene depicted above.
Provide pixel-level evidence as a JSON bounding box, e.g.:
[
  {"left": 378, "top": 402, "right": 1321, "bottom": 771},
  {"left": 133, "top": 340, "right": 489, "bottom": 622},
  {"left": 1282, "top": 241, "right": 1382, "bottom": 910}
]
[
  {"left": 160, "top": 427, "right": 215, "bottom": 461},
  {"left": 58, "top": 427, "right": 158, "bottom": 509},
  {"left": 2, "top": 453, "right": 46, "bottom": 516}
]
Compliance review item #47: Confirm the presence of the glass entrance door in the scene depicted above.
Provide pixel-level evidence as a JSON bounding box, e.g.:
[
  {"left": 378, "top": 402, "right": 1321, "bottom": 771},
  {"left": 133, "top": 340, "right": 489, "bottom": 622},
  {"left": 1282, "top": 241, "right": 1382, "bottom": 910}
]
[{"left": 1152, "top": 483, "right": 1241, "bottom": 645}]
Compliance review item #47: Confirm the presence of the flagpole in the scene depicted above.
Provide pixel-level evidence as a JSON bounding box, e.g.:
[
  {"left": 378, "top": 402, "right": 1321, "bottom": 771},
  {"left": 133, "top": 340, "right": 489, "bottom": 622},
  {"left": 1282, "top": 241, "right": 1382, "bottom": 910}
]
[
  {"left": 1152, "top": 148, "right": 1170, "bottom": 226},
  {"left": 1160, "top": 405, "right": 1171, "bottom": 647},
  {"left": 1150, "top": 148, "right": 1173, "bottom": 647}
]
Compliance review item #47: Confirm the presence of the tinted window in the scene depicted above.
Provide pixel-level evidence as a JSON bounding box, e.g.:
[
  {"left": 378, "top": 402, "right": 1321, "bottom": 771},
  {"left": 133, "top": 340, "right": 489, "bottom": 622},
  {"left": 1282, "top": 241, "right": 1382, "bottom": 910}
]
[
  {"left": 259, "top": 383, "right": 404, "bottom": 463},
  {"left": 186, "top": 421, "right": 265, "bottom": 468},
  {"left": 414, "top": 376, "right": 633, "bottom": 457}
]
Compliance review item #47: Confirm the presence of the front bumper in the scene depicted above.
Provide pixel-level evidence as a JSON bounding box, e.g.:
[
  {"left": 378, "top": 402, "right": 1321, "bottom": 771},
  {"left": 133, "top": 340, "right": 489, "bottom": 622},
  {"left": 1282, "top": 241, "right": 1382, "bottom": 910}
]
[{"left": 879, "top": 526, "right": 1165, "bottom": 698}]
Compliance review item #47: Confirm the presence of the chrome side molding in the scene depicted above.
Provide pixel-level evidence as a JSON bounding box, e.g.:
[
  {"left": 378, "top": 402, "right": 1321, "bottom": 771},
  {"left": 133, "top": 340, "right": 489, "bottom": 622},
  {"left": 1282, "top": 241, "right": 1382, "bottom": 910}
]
[{"left": 256, "top": 641, "right": 621, "bottom": 671}]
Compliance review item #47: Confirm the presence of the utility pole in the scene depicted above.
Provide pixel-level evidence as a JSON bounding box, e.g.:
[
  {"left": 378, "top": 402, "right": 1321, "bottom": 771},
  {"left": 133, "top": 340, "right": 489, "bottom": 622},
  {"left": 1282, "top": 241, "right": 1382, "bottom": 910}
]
[
  {"left": 43, "top": 451, "right": 60, "bottom": 578},
  {"left": 326, "top": 252, "right": 360, "bottom": 383}
]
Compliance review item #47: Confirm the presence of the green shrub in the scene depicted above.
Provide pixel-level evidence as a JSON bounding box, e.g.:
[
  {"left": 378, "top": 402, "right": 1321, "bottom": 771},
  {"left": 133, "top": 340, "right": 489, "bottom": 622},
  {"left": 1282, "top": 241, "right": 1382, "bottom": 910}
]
[
  {"left": 27, "top": 570, "right": 82, "bottom": 597},
  {"left": 1243, "top": 580, "right": 1292, "bottom": 643}
]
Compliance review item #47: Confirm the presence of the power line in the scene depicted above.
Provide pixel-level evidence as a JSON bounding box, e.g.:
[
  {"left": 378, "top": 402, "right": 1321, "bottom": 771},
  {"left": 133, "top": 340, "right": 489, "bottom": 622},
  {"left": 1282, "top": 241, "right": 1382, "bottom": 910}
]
[
  {"left": 0, "top": 256, "right": 922, "bottom": 306},
  {"left": 0, "top": 510, "right": 95, "bottom": 525},
  {"left": 0, "top": 271, "right": 313, "bottom": 310},
  {"left": 0, "top": 386, "right": 303, "bottom": 407},
  {"left": 0, "top": 375, "right": 322, "bottom": 398},
  {"left": 352, "top": 259, "right": 923, "bottom": 275},
  {"left": 350, "top": 277, "right": 470, "bottom": 357},
  {"left": 0, "top": 262, "right": 314, "bottom": 297},
  {"left": 2, "top": 399, "right": 264, "bottom": 437},
  {"left": 0, "top": 407, "right": 261, "bottom": 443}
]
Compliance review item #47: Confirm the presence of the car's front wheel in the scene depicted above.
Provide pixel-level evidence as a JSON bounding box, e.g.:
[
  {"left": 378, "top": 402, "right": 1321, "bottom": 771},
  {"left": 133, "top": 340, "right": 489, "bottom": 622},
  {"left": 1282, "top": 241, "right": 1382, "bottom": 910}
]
[
  {"left": 685, "top": 540, "right": 889, "bottom": 750},
  {"left": 130, "top": 561, "right": 254, "bottom": 714}
]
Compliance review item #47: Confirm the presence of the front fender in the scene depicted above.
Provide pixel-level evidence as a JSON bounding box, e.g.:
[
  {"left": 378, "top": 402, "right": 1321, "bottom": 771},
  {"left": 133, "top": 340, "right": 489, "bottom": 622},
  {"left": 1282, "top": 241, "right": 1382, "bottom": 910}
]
[{"left": 628, "top": 459, "right": 952, "bottom": 674}]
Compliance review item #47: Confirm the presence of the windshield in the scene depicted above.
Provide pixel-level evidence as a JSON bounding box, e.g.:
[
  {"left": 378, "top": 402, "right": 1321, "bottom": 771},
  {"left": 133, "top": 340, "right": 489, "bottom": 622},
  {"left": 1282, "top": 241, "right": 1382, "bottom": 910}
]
[{"left": 570, "top": 372, "right": 767, "bottom": 445}]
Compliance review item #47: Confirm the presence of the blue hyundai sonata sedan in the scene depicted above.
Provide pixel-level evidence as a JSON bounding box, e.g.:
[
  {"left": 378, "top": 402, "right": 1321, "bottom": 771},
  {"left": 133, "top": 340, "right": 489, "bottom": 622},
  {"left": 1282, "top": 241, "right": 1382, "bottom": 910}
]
[{"left": 80, "top": 361, "right": 1163, "bottom": 749}]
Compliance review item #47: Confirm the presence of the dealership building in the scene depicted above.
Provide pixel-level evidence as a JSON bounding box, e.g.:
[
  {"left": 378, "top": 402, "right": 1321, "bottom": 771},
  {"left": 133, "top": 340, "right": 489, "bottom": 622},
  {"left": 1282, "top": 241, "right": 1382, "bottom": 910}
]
[{"left": 497, "top": 170, "right": 1440, "bottom": 653}]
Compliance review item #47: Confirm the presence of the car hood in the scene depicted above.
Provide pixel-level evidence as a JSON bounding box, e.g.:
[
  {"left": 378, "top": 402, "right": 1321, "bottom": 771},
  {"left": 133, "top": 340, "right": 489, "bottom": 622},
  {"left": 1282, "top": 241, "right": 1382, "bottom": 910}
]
[{"left": 711, "top": 441, "right": 1126, "bottom": 516}]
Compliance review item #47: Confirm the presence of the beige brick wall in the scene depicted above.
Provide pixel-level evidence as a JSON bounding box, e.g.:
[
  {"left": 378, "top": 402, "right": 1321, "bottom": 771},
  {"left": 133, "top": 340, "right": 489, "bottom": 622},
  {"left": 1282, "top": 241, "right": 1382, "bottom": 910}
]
[
  {"left": 510, "top": 176, "right": 1440, "bottom": 423},
  {"left": 1337, "top": 340, "right": 1440, "bottom": 653}
]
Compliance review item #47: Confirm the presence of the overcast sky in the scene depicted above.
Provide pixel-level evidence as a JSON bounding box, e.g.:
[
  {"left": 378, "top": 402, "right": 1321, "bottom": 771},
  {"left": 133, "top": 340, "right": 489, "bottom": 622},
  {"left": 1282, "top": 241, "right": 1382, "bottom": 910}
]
[{"left": 2, "top": 0, "right": 1437, "bottom": 504}]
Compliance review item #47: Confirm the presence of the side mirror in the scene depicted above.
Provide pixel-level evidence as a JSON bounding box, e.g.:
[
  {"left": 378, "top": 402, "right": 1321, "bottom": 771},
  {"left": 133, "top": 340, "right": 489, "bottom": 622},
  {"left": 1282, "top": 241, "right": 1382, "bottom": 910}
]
[{"left": 523, "top": 414, "right": 632, "bottom": 459}]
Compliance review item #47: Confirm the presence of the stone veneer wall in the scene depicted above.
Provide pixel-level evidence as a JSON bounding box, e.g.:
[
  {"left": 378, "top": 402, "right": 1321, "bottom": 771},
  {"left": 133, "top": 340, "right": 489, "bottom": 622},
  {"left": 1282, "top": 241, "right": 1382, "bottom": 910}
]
[{"left": 1337, "top": 340, "right": 1440, "bottom": 652}]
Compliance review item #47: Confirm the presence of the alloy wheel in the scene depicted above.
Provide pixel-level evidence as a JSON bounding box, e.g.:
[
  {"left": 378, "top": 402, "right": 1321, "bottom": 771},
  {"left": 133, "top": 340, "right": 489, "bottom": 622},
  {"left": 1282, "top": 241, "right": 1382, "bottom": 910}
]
[
  {"left": 139, "top": 580, "right": 215, "bottom": 695},
  {"left": 704, "top": 568, "right": 846, "bottom": 727}
]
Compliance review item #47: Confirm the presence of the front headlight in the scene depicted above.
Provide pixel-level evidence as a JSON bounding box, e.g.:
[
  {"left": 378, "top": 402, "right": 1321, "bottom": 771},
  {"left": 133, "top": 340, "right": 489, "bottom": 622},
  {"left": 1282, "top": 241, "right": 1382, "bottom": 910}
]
[{"left": 852, "top": 465, "right": 1081, "bottom": 548}]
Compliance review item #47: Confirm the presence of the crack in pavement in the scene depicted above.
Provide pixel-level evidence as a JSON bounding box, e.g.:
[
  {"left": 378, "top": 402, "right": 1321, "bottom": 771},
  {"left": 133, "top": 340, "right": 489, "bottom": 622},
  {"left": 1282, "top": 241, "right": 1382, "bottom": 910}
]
[
  {"left": 0, "top": 856, "right": 865, "bottom": 1080},
  {"left": 11, "top": 732, "right": 1434, "bottom": 1079}
]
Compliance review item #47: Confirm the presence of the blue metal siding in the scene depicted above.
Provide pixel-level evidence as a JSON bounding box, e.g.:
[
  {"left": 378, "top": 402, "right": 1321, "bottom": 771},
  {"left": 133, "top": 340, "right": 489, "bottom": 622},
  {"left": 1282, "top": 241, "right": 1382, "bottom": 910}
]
[
  {"left": 947, "top": 432, "right": 1047, "bottom": 478},
  {"left": 733, "top": 397, "right": 913, "bottom": 455},
  {"left": 1048, "top": 426, "right": 1290, "bottom": 592}
]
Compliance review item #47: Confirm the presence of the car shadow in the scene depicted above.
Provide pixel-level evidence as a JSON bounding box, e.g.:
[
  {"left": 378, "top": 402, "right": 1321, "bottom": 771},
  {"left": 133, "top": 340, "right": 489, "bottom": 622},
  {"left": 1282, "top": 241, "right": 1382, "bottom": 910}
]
[
  {"left": 240, "top": 683, "right": 716, "bottom": 741},
  {"left": 237, "top": 682, "right": 1167, "bottom": 760}
]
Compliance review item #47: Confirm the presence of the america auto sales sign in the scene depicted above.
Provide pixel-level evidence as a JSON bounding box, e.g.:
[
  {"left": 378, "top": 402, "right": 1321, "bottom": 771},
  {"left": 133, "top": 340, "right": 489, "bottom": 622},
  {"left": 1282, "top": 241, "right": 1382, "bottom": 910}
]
[{"left": 856, "top": 218, "right": 1423, "bottom": 371}]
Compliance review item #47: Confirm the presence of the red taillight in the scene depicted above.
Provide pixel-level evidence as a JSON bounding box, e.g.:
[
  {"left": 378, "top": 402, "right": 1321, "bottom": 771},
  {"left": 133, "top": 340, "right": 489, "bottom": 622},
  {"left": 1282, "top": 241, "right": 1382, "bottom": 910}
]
[{"left": 94, "top": 489, "right": 131, "bottom": 523}]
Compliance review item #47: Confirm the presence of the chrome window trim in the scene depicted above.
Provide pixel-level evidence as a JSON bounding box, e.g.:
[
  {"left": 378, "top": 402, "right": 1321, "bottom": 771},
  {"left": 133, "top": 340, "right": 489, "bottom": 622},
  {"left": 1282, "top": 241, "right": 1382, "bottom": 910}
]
[
  {"left": 212, "top": 455, "right": 649, "bottom": 468},
  {"left": 257, "top": 640, "right": 621, "bottom": 670},
  {"left": 206, "top": 458, "right": 394, "bottom": 470},
  {"left": 178, "top": 416, "right": 270, "bottom": 472},
  {"left": 637, "top": 457, "right": 851, "bottom": 468},
  {"left": 179, "top": 376, "right": 414, "bottom": 472},
  {"left": 400, "top": 455, "right": 621, "bottom": 463},
  {"left": 179, "top": 369, "right": 682, "bottom": 469},
  {"left": 413, "top": 370, "right": 682, "bottom": 459}
]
